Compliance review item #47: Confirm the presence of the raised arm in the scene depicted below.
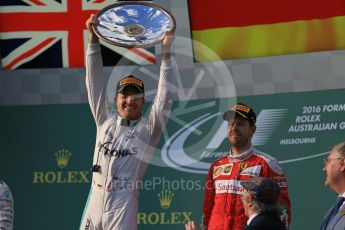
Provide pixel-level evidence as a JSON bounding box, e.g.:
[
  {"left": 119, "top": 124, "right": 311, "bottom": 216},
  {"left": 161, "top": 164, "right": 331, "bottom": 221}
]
[
  {"left": 162, "top": 31, "right": 175, "bottom": 60},
  {"left": 86, "top": 14, "right": 99, "bottom": 44},
  {"left": 85, "top": 14, "right": 109, "bottom": 126},
  {"left": 146, "top": 31, "right": 177, "bottom": 141}
]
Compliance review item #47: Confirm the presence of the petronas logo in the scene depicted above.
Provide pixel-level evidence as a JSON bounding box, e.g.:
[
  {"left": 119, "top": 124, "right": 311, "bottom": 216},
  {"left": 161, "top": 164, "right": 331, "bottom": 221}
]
[
  {"left": 158, "top": 189, "right": 174, "bottom": 209},
  {"left": 54, "top": 149, "right": 71, "bottom": 168}
]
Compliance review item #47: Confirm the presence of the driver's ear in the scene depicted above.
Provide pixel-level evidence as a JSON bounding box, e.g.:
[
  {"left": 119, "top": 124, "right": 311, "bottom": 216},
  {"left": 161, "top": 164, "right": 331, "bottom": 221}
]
[
  {"left": 250, "top": 124, "right": 256, "bottom": 135},
  {"left": 340, "top": 159, "right": 345, "bottom": 171}
]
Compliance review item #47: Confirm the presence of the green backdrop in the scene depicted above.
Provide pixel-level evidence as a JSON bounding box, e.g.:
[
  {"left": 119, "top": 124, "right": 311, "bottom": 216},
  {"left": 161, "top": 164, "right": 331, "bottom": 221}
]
[{"left": 1, "top": 88, "right": 345, "bottom": 229}]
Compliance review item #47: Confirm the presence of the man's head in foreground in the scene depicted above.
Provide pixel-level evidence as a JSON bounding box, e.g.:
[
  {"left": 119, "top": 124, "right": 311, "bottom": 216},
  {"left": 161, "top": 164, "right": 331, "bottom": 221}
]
[{"left": 115, "top": 75, "right": 145, "bottom": 120}]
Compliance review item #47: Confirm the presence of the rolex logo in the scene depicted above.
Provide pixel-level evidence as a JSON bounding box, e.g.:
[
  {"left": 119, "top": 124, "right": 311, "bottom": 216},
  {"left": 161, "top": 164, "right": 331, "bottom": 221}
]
[
  {"left": 54, "top": 149, "right": 71, "bottom": 168},
  {"left": 158, "top": 189, "right": 174, "bottom": 209}
]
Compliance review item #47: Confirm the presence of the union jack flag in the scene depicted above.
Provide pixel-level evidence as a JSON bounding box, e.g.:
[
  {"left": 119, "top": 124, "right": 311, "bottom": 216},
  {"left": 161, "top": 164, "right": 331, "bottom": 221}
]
[{"left": 0, "top": 0, "right": 156, "bottom": 70}]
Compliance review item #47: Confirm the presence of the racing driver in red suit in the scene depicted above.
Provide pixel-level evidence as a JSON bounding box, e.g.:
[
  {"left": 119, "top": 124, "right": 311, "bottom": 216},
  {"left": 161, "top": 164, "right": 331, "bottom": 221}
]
[{"left": 203, "top": 103, "right": 291, "bottom": 230}]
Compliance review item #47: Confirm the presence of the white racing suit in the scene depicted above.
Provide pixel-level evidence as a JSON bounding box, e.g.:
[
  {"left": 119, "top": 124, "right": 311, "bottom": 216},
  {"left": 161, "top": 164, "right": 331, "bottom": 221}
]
[{"left": 79, "top": 43, "right": 176, "bottom": 230}]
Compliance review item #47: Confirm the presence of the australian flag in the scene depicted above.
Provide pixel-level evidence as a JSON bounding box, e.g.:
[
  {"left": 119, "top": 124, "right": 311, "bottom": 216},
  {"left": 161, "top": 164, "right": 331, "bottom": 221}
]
[{"left": 0, "top": 0, "right": 156, "bottom": 70}]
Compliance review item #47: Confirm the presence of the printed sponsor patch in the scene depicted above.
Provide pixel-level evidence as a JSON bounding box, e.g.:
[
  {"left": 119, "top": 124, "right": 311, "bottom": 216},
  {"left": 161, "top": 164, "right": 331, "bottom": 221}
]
[
  {"left": 213, "top": 166, "right": 222, "bottom": 177},
  {"left": 214, "top": 180, "right": 244, "bottom": 195},
  {"left": 277, "top": 182, "right": 288, "bottom": 188},
  {"left": 213, "top": 164, "right": 234, "bottom": 178},
  {"left": 222, "top": 164, "right": 233, "bottom": 175},
  {"left": 120, "top": 77, "right": 143, "bottom": 87},
  {"left": 239, "top": 165, "right": 262, "bottom": 176},
  {"left": 240, "top": 162, "right": 247, "bottom": 171},
  {"left": 234, "top": 104, "right": 250, "bottom": 113},
  {"left": 273, "top": 176, "right": 288, "bottom": 188}
]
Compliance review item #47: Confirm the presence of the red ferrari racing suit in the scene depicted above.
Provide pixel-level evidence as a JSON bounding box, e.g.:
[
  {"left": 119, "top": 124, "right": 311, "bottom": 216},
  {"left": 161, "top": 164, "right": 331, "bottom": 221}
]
[{"left": 203, "top": 147, "right": 291, "bottom": 230}]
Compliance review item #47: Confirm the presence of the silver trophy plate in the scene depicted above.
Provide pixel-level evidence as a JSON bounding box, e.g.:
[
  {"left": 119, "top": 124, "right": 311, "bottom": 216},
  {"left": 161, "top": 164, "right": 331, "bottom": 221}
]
[{"left": 93, "top": 1, "right": 176, "bottom": 48}]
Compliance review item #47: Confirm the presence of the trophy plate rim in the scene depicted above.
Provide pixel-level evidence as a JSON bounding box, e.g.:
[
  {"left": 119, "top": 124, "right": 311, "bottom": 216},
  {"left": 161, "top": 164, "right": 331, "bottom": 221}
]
[{"left": 92, "top": 1, "right": 176, "bottom": 48}]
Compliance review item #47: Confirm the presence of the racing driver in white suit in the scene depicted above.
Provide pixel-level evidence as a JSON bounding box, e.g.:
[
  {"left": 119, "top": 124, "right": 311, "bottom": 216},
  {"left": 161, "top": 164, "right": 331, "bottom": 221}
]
[{"left": 79, "top": 15, "right": 177, "bottom": 230}]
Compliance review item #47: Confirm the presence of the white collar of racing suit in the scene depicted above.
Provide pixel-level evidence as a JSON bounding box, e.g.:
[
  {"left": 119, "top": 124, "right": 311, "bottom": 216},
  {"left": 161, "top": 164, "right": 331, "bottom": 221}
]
[
  {"left": 116, "top": 115, "right": 141, "bottom": 127},
  {"left": 228, "top": 146, "right": 254, "bottom": 162}
]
